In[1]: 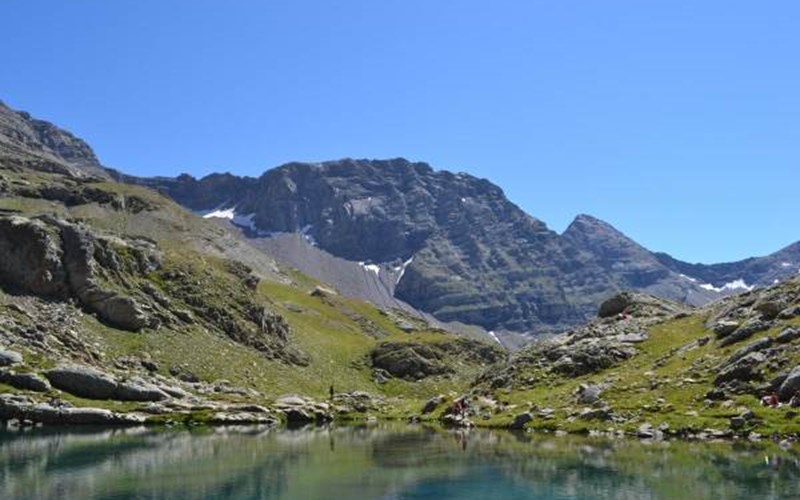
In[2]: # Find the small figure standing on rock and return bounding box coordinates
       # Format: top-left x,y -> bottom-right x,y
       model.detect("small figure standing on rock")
329,385 -> 335,400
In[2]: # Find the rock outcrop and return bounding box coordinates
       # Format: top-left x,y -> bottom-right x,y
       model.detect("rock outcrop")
475,292 -> 690,389
0,214 -> 153,331
45,365 -> 169,401
0,348 -> 24,367
371,339 -> 502,380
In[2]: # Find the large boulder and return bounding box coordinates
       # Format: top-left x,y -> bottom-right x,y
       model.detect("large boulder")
0,370 -> 51,392
726,337 -> 773,366
274,395 -> 332,425
0,394 -> 34,420
30,404 -> 115,425
711,320 -> 740,338
0,349 -> 23,367
576,383 -> 605,404
509,412 -> 533,429
719,319 -> 773,347
45,365 -> 168,401
778,366 -> 800,401
0,216 -> 68,297
370,342 -> 453,380
331,391 -> 378,413
578,407 -> 613,421
776,327 -> 800,344
422,395 -> 445,414
59,222 -> 148,331
45,365 -> 118,399
754,299 -> 786,321
598,293 -> 635,318
0,395 -> 122,425
114,379 -> 169,402
597,292 -> 687,320
715,352 -> 766,386
551,339 -> 637,376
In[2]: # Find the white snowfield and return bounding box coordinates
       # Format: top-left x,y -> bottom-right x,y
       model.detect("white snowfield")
200,206 -> 320,243
359,262 -> 381,276
201,207 -> 235,220
699,279 -> 754,293
201,207 -> 267,234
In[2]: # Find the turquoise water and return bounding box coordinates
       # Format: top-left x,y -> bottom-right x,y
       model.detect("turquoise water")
0,425 -> 797,499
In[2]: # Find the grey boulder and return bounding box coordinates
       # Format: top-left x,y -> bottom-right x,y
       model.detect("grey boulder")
719,320 -> 772,347
45,365 -> 118,399
45,365 -> 168,401
778,366 -> 800,401
0,370 -> 51,392
715,352 -> 766,385
509,412 -> 533,429
0,349 -> 23,367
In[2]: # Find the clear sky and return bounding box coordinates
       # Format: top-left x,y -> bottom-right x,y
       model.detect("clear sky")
1,1 -> 797,263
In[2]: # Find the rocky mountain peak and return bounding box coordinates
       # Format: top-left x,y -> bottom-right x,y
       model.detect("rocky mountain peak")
563,213 -> 635,243
0,102 -> 100,170
565,213 -> 617,231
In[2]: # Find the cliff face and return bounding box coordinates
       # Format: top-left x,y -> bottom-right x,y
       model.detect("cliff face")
146,159 -> 744,334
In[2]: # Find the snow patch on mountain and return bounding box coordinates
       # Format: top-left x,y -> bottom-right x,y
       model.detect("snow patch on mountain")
200,207 -> 269,234
359,262 -> 381,276
201,207 -> 235,220
699,279 -> 754,293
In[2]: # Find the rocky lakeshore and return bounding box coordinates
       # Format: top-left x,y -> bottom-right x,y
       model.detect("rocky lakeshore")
2,279 -> 800,449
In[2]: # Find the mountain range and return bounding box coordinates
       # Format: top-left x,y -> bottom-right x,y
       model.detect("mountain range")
4,99 -> 800,344
138,161 -> 799,343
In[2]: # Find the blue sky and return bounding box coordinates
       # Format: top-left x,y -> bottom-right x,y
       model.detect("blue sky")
1,1 -> 798,263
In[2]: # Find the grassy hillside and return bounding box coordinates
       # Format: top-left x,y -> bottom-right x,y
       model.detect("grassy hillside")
0,163 -> 501,423
459,286 -> 800,438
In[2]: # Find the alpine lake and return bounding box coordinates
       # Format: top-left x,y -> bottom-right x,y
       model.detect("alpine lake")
1,423 -> 798,499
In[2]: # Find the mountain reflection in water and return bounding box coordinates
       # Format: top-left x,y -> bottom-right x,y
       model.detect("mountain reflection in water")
0,425 -> 798,499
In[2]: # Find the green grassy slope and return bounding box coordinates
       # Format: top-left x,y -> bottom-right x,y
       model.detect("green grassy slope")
0,164 -> 500,418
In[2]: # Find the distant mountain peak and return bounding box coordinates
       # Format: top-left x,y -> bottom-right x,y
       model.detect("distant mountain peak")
565,213 -> 622,233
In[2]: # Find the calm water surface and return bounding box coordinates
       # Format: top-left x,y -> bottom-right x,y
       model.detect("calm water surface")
0,424 -> 798,499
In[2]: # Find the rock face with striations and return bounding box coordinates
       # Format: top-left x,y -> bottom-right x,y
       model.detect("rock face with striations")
147,159 -> 729,335
0,214 -> 155,331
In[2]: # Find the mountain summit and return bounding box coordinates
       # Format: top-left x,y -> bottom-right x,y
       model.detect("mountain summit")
144,158 -> 798,337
